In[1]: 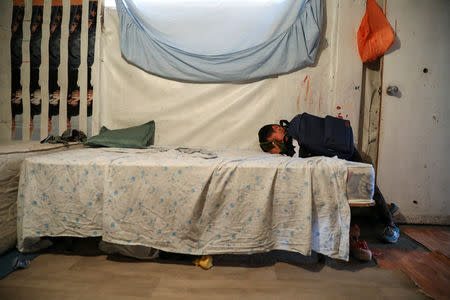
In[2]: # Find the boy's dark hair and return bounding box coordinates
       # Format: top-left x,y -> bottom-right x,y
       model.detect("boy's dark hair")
258,124 -> 277,152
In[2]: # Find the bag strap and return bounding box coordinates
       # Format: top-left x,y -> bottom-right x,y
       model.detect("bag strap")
279,119 -> 290,128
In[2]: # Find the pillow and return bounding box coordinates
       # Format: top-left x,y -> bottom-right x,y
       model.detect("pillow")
85,120 -> 155,148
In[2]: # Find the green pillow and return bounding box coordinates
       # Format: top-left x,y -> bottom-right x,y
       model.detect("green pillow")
85,120 -> 155,148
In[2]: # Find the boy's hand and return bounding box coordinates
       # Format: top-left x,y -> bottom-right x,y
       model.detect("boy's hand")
268,142 -> 281,154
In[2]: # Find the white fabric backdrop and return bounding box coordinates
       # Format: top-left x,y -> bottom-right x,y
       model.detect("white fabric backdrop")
96,3 -> 362,151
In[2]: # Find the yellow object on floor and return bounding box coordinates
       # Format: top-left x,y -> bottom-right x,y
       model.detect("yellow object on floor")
193,255 -> 213,270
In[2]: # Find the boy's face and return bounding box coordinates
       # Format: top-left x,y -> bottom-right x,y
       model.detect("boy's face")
267,125 -> 285,154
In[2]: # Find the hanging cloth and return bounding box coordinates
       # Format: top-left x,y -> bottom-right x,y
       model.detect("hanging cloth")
115,0 -> 323,82
357,0 -> 395,62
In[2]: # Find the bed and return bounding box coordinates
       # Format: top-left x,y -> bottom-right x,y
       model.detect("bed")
0,142 -> 81,255
17,146 -> 375,261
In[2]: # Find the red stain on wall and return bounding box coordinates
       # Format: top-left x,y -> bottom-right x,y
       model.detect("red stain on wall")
297,75 -> 310,112
297,75 -> 323,110
305,77 -> 310,103
336,106 -> 345,119
336,106 -> 350,119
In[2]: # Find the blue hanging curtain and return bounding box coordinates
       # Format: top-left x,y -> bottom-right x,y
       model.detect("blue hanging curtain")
116,0 -> 323,83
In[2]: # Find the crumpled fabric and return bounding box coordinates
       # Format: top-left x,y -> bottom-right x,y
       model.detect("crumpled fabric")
43,129 -> 87,145
115,0 -> 323,82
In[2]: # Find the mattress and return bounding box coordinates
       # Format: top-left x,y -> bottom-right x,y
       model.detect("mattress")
0,141 -> 82,255
17,146 -> 375,260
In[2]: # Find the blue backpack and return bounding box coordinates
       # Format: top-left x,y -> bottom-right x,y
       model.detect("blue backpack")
284,113 -> 355,159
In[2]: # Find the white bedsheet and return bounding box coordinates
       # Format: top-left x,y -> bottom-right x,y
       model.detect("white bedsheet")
17,147 -> 375,260
0,142 -> 81,255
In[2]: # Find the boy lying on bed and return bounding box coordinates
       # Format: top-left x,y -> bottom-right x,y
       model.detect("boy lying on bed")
258,113 -> 400,259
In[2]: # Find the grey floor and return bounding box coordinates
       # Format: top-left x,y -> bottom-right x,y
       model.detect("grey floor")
1,210 -> 443,300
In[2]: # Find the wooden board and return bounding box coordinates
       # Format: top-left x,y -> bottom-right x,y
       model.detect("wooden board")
349,202 -> 375,208
374,248 -> 450,300
402,227 -> 450,258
